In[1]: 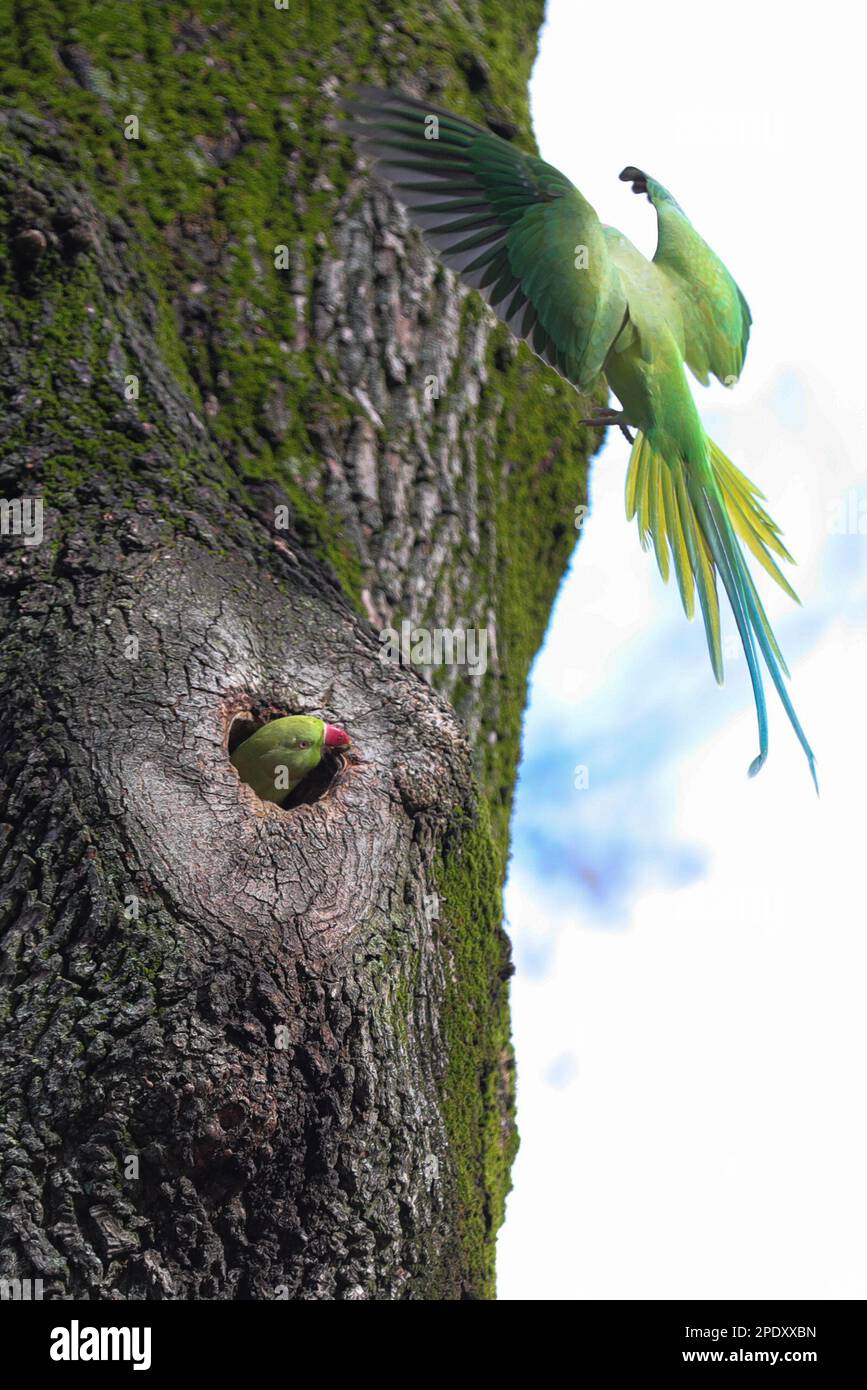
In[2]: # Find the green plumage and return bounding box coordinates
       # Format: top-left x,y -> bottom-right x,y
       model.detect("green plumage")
343,87 -> 816,788
231,716 -> 327,805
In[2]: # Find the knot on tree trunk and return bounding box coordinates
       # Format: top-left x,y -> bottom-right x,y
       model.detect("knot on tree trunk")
76,537 -> 471,962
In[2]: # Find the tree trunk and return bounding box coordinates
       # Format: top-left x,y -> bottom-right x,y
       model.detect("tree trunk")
0,1 -> 599,1299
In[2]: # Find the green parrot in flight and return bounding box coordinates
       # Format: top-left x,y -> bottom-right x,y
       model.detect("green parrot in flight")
231,716 -> 350,805
342,87 -> 816,788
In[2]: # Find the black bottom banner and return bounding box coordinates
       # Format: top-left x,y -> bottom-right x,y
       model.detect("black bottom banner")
5,1296 -> 863,1373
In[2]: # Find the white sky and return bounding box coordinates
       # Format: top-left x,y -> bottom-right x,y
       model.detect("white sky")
497,0 -> 867,1299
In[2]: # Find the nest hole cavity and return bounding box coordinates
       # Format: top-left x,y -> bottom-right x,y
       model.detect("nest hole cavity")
227,713 -> 347,809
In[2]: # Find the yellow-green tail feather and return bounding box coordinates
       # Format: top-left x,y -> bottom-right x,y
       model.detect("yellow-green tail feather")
624,430 -> 816,787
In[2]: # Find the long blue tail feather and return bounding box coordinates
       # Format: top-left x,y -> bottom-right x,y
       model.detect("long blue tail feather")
625,428 -> 816,789
699,485 -> 818,793
694,487 -> 770,777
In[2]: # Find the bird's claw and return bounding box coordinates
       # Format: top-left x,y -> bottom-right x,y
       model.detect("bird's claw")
619,166 -> 649,197
580,409 -> 635,444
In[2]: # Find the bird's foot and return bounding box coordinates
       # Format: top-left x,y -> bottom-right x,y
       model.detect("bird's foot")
619,166 -> 649,197
580,408 -> 636,444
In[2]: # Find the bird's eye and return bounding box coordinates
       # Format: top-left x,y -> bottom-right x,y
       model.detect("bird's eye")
297,740 -> 310,749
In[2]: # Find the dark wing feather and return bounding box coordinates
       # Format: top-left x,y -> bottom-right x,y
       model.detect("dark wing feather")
342,86 -> 627,390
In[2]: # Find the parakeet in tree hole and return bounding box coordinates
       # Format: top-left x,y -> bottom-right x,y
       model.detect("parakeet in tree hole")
231,716 -> 351,805
342,87 -> 817,789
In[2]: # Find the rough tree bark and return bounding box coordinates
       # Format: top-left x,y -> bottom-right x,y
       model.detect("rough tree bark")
0,2 -> 600,1299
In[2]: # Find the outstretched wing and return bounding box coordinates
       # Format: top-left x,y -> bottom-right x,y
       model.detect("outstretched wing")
656,205 -> 752,387
621,169 -> 752,387
343,87 -> 628,391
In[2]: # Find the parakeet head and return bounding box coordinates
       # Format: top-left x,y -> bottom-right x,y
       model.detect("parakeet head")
230,714 -> 351,805
268,714 -> 349,774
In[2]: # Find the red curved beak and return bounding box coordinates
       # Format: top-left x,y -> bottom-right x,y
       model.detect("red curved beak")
323,723 -> 351,748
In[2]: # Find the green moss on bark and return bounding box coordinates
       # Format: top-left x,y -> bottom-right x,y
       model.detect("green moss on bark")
437,802 -> 516,1299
